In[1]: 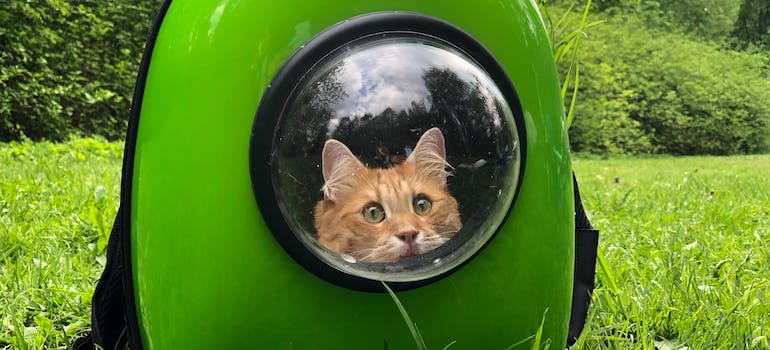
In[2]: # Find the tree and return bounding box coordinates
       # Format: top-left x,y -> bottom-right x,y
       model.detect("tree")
732,0 -> 770,50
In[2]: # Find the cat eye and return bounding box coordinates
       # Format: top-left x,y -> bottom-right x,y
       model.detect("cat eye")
362,203 -> 386,223
413,195 -> 433,216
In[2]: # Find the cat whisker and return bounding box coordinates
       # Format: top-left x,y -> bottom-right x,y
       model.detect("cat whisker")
433,230 -> 460,237
367,243 -> 407,263
345,245 -> 393,262
420,234 -> 451,251
348,247 -> 375,259
422,234 -> 452,242
347,247 -> 375,255
355,245 -> 393,262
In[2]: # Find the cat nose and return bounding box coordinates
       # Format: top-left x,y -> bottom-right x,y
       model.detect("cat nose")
395,230 -> 419,244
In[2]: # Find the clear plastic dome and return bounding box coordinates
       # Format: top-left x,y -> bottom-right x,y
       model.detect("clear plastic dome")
271,34 -> 522,282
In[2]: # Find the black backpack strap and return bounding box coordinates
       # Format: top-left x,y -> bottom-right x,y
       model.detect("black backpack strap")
567,173 -> 599,345
73,205 -> 130,350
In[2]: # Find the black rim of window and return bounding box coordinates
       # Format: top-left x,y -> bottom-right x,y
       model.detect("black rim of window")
249,11 -> 527,292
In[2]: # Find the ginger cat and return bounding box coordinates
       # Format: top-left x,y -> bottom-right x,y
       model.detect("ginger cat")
314,128 -> 462,263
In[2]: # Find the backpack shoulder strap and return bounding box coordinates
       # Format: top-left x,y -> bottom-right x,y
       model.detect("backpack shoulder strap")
73,205 -> 130,350
567,173 -> 599,345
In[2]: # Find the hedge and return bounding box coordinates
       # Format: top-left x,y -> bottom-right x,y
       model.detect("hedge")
0,0 -> 159,141
566,16 -> 770,155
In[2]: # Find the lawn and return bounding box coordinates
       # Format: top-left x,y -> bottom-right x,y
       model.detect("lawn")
1,139 -> 768,349
572,154 -> 770,349
0,139 -> 122,349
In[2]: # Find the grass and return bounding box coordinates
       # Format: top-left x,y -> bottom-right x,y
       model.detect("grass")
1,138 -> 769,349
571,155 -> 770,349
0,138 -> 122,349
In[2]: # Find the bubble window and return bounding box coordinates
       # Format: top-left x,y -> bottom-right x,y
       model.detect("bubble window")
250,12 -> 526,291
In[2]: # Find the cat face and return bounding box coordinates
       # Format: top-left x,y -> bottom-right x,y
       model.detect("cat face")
314,128 -> 462,263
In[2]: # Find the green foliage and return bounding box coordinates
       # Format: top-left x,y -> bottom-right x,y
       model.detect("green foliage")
565,15 -> 770,155
0,137 -> 122,348
571,155 -> 770,349
0,0 -> 160,142
586,0 -> 742,44
569,90 -> 653,155
658,0 -> 740,41
587,0 -> 770,54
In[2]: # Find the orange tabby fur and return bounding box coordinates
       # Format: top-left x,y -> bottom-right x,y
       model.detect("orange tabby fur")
314,128 -> 462,263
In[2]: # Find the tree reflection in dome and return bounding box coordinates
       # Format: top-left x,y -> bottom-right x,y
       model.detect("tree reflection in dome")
274,35 -> 520,278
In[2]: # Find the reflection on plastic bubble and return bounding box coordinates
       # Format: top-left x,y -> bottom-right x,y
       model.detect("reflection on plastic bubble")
273,34 -> 522,282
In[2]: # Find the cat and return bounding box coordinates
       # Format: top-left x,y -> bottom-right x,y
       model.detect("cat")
314,127 -> 462,263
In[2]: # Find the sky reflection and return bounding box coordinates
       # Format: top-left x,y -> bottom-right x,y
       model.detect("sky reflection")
315,41 -> 492,134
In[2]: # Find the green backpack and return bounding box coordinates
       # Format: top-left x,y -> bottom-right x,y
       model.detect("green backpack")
75,1 -> 599,349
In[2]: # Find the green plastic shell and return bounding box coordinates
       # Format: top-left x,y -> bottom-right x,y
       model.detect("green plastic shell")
130,0 -> 573,348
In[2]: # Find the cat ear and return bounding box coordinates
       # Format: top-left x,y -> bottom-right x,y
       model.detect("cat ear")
321,139 -> 365,200
407,127 -> 449,184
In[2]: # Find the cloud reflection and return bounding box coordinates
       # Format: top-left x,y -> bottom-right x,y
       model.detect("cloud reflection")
321,41 -> 484,134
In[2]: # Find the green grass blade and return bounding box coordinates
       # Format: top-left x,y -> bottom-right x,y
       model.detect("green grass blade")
702,281 -> 769,348
553,0 -> 595,127
382,281 -> 428,350
503,335 -> 536,350
555,2 -> 577,29
560,60 -> 574,102
565,59 -> 579,127
441,340 -> 457,350
555,38 -> 576,63
579,0 -> 593,29
596,247 -> 618,292
530,309 -> 548,350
